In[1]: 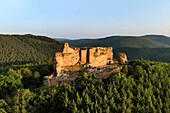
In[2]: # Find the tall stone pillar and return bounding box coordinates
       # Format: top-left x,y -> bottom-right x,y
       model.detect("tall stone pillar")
89,48 -> 94,63
80,49 -> 87,64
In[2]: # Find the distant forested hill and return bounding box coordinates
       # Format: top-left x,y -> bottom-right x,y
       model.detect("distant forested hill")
61,35 -> 170,48
59,35 -> 170,62
0,34 -> 64,65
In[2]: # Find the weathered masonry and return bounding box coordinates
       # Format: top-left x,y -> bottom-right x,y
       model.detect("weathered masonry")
56,43 -> 113,74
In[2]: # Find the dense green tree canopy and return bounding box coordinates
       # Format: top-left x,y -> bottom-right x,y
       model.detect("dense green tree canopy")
0,34 -> 64,66
0,60 -> 170,113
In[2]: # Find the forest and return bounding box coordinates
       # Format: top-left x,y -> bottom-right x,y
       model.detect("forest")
0,59 -> 169,113
0,34 -> 63,66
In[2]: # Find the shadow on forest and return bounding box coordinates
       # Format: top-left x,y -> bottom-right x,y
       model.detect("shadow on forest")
0,61 -> 35,66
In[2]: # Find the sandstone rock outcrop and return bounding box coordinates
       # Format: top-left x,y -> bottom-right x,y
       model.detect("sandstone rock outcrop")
117,52 -> 128,64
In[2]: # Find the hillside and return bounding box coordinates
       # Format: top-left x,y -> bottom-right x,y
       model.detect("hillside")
58,35 -> 170,62
60,35 -> 170,48
54,38 -> 70,42
0,34 -> 64,65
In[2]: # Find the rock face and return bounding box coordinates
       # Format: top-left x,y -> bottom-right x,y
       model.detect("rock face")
117,53 -> 128,64
56,43 -> 114,75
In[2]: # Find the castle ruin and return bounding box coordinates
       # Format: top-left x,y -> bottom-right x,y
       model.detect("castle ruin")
55,43 -> 113,75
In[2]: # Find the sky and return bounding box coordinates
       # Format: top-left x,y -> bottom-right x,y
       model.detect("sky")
0,0 -> 170,39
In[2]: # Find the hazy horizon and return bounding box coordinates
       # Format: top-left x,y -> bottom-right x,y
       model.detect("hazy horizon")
1,33 -> 170,40
0,0 -> 170,39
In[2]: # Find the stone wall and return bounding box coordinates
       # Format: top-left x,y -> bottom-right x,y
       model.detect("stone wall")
89,47 -> 113,67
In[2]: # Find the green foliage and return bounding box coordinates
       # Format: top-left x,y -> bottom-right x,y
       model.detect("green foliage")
0,34 -> 63,66
21,68 -> 41,89
0,60 -> 170,113
9,89 -> 35,113
0,68 -> 23,98
0,99 -> 8,113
